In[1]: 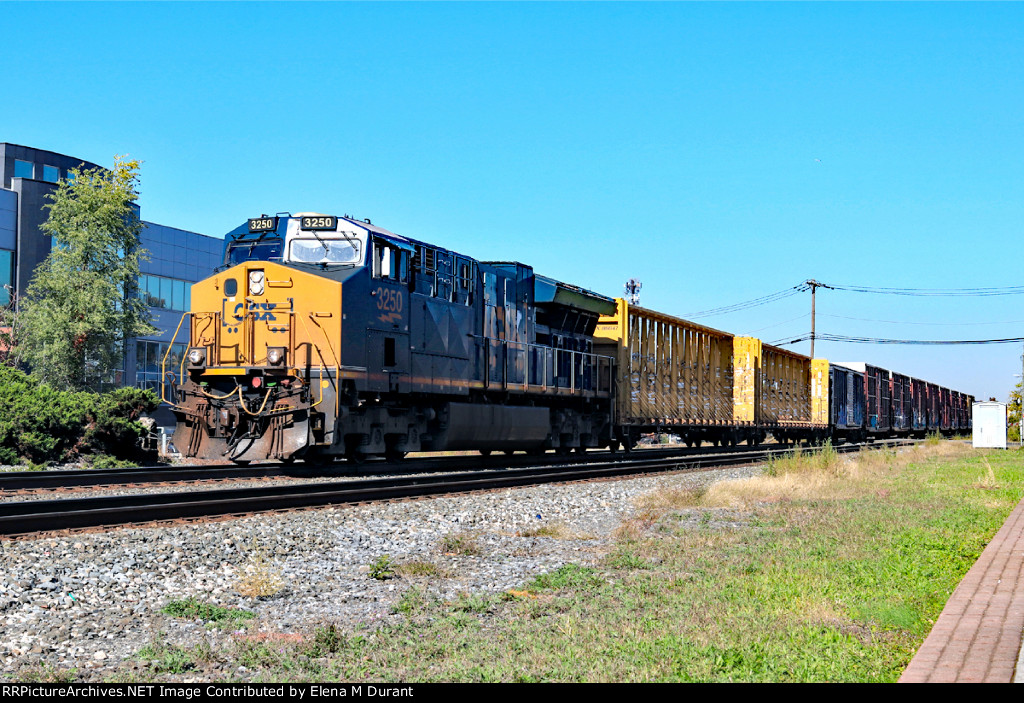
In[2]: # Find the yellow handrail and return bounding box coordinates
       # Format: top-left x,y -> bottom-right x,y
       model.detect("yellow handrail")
161,312 -> 191,406
297,313 -> 341,416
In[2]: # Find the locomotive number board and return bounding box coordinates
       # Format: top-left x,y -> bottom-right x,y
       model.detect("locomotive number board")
300,215 -> 338,231
248,217 -> 278,233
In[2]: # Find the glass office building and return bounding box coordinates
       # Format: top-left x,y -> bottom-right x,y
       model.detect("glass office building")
1,143 -> 222,421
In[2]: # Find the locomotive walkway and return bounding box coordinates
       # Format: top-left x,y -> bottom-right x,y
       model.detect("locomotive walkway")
900,493 -> 1024,683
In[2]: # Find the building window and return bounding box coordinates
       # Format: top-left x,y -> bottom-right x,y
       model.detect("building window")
136,340 -> 185,395
0,250 -> 12,307
138,274 -> 191,311
42,165 -> 59,183
14,160 -> 33,179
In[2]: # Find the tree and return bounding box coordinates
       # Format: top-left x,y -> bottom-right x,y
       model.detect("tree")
17,156 -> 156,391
0,291 -> 25,369
1010,380 -> 1022,443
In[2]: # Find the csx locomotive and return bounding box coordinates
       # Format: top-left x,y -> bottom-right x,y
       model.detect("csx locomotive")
170,213 -> 617,462
168,212 -> 973,463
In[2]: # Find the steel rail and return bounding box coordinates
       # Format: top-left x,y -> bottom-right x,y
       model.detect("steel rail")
0,465 -> 289,492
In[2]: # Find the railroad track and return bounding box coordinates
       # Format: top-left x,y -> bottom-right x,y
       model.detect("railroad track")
0,440 -> 912,538
0,442 -> 817,492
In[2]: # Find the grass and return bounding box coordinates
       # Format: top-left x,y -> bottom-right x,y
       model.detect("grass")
396,560 -> 450,578
109,441 -> 1024,683
160,597 -> 256,628
517,521 -> 588,539
137,636 -> 215,674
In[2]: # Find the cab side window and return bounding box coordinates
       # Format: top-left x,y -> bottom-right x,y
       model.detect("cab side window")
372,241 -> 408,283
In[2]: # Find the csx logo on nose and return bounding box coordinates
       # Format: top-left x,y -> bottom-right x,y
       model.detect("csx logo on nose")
234,302 -> 278,321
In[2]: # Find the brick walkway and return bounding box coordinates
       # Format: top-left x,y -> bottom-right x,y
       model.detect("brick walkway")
900,496 -> 1024,683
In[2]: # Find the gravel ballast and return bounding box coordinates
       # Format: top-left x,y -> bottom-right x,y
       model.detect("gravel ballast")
0,463 -> 761,679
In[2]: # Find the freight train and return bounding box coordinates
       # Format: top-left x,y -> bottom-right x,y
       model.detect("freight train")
167,212 -> 973,463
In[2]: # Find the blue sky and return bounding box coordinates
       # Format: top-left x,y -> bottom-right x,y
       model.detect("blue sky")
6,3 -> 1023,401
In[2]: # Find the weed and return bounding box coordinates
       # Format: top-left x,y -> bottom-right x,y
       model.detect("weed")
604,549 -> 652,570
14,664 -> 76,682
924,431 -> 943,446
974,456 -> 1000,490
396,560 -> 449,578
392,586 -> 433,615
764,442 -> 841,478
161,597 -> 255,628
439,531 -> 482,556
518,521 -> 574,538
233,639 -> 291,670
137,638 -> 197,674
633,487 -> 704,512
453,592 -> 493,614
304,623 -> 348,657
369,554 -> 396,581
235,541 -> 285,598
527,564 -> 604,592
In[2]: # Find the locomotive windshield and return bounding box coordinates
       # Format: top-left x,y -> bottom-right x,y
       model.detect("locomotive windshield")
225,239 -> 284,266
288,237 -> 361,264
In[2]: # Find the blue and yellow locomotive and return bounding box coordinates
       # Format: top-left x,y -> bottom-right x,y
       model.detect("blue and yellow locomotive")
169,213 -> 616,463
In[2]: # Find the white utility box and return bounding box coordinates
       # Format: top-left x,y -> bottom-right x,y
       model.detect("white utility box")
972,401 -> 1007,449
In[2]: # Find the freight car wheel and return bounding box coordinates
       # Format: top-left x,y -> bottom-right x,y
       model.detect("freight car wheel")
609,440 -> 620,454
479,449 -> 492,457
385,449 -> 407,462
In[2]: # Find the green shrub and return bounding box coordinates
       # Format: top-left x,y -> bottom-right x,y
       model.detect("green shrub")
0,366 -> 157,465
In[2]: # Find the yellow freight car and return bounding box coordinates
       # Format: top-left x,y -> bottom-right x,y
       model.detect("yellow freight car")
595,298 -> 829,449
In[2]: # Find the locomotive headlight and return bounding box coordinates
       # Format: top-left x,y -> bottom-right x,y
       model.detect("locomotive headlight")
267,346 -> 286,366
187,347 -> 206,367
248,269 -> 265,296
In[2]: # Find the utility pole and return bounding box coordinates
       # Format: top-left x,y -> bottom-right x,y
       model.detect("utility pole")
805,279 -> 829,358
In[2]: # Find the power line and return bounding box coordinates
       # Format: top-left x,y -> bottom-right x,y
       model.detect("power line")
825,283 -> 1024,297
772,333 -> 1024,346
820,313 -> 1024,326
744,312 -> 810,335
682,283 -> 808,318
